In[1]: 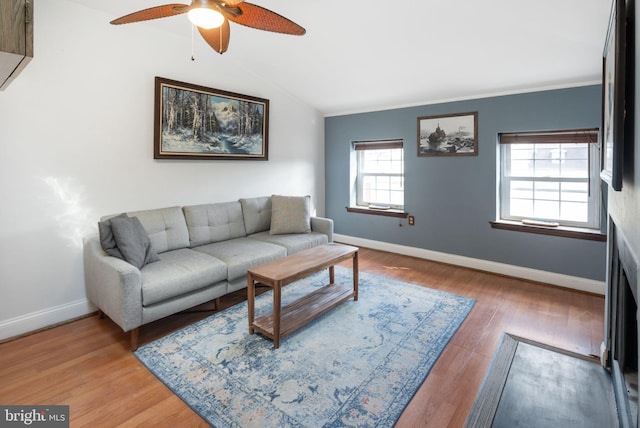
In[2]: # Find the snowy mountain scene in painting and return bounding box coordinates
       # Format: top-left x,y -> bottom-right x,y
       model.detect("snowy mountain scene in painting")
159,85 -> 266,157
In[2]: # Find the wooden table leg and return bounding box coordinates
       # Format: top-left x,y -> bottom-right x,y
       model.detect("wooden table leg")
273,281 -> 281,349
353,251 -> 359,301
329,265 -> 335,284
247,273 -> 255,335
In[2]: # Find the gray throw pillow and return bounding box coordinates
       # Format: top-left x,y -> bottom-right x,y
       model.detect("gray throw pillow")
110,216 -> 159,269
270,195 -> 311,235
98,213 -> 128,260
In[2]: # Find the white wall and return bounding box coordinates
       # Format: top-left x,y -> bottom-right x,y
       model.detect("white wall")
0,0 -> 324,340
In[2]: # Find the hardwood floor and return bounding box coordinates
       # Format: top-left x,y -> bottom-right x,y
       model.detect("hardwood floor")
0,247 -> 604,427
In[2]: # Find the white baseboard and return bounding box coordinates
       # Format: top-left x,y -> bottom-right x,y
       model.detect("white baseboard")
335,234 -> 605,295
0,299 -> 96,342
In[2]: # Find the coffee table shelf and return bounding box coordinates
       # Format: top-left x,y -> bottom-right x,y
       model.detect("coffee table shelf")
252,283 -> 354,339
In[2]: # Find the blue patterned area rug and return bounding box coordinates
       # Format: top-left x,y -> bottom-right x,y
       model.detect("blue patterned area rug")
134,267 -> 475,427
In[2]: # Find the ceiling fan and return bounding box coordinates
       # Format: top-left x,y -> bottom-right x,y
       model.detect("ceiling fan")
110,0 -> 306,54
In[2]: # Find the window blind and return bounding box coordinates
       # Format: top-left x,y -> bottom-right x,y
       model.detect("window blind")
353,139 -> 403,150
499,129 -> 599,145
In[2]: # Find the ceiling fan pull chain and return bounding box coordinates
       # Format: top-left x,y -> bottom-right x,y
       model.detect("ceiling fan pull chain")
219,24 -> 223,54
191,24 -> 196,61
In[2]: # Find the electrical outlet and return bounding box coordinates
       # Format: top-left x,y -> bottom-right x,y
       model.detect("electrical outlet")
408,216 -> 415,225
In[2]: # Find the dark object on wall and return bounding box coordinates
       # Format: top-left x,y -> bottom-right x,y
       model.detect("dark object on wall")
417,112 -> 478,157
601,0 -> 627,191
0,0 -> 33,90
154,77 -> 269,160
109,0 -> 305,54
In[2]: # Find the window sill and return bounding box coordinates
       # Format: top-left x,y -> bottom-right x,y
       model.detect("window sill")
490,220 -> 606,242
346,206 -> 408,218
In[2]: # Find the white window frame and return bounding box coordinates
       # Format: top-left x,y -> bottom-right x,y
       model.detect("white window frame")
352,139 -> 404,210
499,129 -> 600,229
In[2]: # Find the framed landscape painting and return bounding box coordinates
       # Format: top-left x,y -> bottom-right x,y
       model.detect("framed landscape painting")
154,77 -> 269,160
417,112 -> 478,156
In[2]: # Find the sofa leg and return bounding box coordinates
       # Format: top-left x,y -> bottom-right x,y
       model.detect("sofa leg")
215,297 -> 221,311
130,328 -> 139,351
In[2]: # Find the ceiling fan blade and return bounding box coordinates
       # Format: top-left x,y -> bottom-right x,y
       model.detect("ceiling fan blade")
110,4 -> 188,25
198,19 -> 231,54
229,3 -> 305,35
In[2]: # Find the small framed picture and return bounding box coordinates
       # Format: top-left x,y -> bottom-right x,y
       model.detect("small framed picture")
417,112 -> 478,157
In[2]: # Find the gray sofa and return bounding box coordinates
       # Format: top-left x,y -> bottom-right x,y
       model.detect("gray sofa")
83,195 -> 333,350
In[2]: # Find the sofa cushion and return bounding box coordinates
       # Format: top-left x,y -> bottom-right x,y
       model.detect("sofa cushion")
270,195 -> 311,235
248,231 -> 329,255
98,213 -> 128,259
106,206 -> 190,254
141,248 -> 228,306
183,202 -> 247,247
110,216 -> 160,269
194,237 -> 286,281
239,196 -> 272,234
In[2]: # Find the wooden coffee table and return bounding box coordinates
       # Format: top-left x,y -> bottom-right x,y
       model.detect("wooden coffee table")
247,243 -> 359,349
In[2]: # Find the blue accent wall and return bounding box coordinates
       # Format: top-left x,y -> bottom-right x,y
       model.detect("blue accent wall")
325,85 -> 606,281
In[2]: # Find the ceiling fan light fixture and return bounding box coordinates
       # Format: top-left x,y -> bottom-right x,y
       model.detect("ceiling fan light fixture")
188,7 -> 224,29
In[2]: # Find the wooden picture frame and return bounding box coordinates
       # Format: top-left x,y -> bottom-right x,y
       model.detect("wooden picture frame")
601,0 -> 625,190
417,112 -> 478,157
154,77 -> 269,160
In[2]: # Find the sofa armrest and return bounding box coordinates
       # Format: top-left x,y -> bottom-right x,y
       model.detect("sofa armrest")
311,217 -> 334,243
83,235 -> 143,332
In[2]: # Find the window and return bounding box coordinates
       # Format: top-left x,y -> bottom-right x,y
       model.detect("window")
499,129 -> 600,229
352,139 -> 404,210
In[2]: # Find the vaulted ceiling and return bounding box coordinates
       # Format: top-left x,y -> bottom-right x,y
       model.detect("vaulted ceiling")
73,0 -> 612,116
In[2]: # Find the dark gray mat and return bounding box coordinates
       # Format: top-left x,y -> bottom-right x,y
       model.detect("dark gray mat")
465,334 -> 618,428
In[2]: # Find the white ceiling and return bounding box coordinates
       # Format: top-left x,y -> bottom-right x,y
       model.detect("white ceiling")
72,0 -> 613,116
